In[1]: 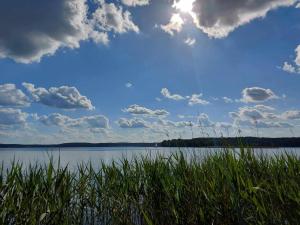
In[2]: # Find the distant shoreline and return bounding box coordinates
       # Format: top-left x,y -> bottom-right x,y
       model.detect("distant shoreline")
1,137 -> 300,148
161,137 -> 300,148
0,142 -> 159,148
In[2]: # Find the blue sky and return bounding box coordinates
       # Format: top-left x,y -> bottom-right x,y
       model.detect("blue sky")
0,0 -> 300,144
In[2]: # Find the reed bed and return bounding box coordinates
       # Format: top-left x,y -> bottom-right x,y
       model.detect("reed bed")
0,149 -> 300,225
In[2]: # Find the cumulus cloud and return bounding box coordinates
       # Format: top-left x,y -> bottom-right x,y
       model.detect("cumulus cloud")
0,108 -> 28,126
236,107 -> 266,121
161,88 -> 185,101
282,62 -> 297,73
92,2 -> 139,34
0,84 -> 30,107
197,113 -> 214,127
123,104 -> 169,116
188,94 -> 210,106
117,118 -> 149,128
151,116 -> 226,138
0,0 -> 93,63
295,45 -> 300,66
254,121 -> 293,128
281,110 -> 300,120
282,45 -> 300,74
215,122 -> 232,129
231,106 -> 281,123
237,119 -> 293,128
117,117 -> 192,137
192,0 -> 297,38
0,0 -> 138,63
229,105 -> 296,129
241,87 -> 278,103
22,83 -> 94,110
161,14 -> 184,35
157,119 -> 193,128
121,0 -> 150,7
37,113 -> 109,129
160,89 -> 210,106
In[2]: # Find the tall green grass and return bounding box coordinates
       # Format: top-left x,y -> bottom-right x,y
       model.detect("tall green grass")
1,149 -> 300,225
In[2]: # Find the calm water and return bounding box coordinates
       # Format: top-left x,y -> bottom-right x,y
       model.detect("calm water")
0,147 -> 299,170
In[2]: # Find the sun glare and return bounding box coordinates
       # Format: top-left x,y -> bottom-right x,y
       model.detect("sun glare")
173,0 -> 195,14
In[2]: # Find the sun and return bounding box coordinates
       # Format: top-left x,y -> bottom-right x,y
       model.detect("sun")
173,0 -> 195,14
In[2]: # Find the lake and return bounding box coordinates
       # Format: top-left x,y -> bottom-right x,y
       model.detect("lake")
1,147 -> 300,170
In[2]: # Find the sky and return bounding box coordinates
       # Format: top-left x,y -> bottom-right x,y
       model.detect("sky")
0,0 -> 300,144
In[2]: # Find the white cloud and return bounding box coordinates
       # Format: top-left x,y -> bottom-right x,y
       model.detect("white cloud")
295,45 -> 300,66
161,88 -> 185,101
231,106 -> 281,124
38,113 -> 109,129
184,37 -> 196,46
229,106 -> 297,129
0,108 -> 28,126
0,0 -> 139,63
236,107 -> 266,121
254,104 -> 275,111
117,118 -> 149,128
92,2 -> 139,34
282,45 -> 300,74
157,119 -> 193,128
241,87 -> 278,103
222,97 -> 234,103
177,114 -> 195,119
89,31 -> 109,45
215,122 -> 232,129
160,89 -> 210,106
161,13 -> 184,36
173,0 -> 196,13
123,104 -> 169,116
125,82 -> 133,88
177,115 -> 185,119
255,121 -> 293,128
188,94 -> 210,106
118,117 -> 194,133
281,110 -> 300,120
0,84 -> 30,107
121,0 -> 150,7
163,0 -> 297,39
22,83 -> 94,110
193,0 -> 297,38
282,62 -> 297,73
197,113 -> 214,127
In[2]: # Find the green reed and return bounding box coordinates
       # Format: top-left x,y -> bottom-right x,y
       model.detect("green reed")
1,148 -> 300,225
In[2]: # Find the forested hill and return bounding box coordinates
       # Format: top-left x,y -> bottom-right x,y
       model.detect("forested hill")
161,137 -> 300,148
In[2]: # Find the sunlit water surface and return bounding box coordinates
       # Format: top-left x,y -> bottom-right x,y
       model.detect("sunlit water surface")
0,147 -> 299,170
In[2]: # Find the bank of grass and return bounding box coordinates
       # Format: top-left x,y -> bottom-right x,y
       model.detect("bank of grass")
0,148 -> 300,225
